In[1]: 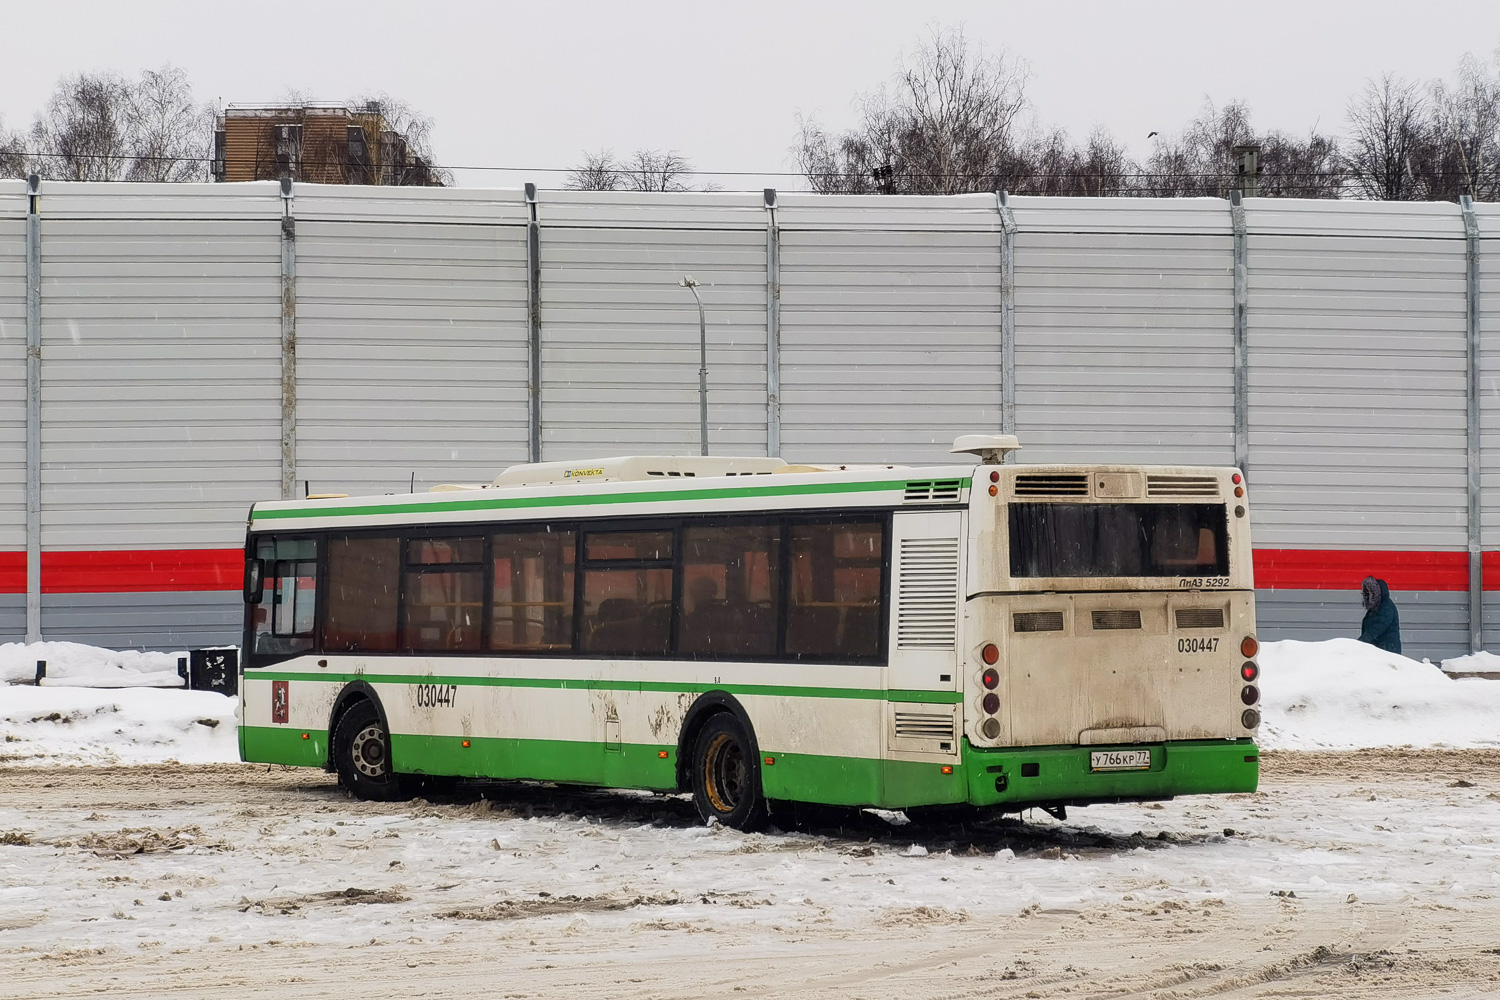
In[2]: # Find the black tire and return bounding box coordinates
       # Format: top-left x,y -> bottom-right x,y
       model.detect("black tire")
690,713 -> 768,831
332,700 -> 409,802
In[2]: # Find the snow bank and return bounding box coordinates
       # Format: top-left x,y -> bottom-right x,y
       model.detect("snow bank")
0,641 -> 185,687
0,685 -> 238,765
1259,638 -> 1500,750
1439,650 -> 1500,677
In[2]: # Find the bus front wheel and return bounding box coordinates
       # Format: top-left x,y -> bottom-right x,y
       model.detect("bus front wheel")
332,701 -> 409,802
690,713 -> 768,832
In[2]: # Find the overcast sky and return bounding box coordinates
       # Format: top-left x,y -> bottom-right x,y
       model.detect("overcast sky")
5,0 -> 1500,190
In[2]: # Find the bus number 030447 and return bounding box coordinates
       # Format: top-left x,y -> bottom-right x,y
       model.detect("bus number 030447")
414,684 -> 458,709
1177,637 -> 1219,653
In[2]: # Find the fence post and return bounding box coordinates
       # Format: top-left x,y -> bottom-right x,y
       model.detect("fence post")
1230,191 -> 1250,478
764,188 -> 781,458
25,175 -> 41,643
279,178 -> 298,500
996,190 -> 1017,457
1460,195 -> 1483,654
525,183 -> 542,464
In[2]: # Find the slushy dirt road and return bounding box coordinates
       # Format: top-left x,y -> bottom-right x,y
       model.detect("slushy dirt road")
2,749 -> 1498,999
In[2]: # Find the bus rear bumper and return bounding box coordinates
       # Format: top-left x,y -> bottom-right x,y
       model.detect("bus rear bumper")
962,738 -> 1260,810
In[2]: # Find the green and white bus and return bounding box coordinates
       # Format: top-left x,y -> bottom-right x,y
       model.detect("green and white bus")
239,434 -> 1260,829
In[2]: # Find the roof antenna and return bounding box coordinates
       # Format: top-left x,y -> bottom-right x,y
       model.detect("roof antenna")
410,472 -> 415,493
303,479 -> 309,498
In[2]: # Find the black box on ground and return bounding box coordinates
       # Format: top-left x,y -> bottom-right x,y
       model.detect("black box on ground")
189,648 -> 239,697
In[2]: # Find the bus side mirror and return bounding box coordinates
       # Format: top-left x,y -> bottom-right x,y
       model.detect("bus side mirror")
244,558 -> 265,604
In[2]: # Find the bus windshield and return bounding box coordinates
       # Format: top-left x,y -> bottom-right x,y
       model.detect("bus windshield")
1009,502 -> 1229,578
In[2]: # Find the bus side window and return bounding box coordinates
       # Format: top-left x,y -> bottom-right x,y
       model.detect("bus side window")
324,535 -> 400,652
491,528 -> 576,652
253,536 -> 317,657
402,537 -> 485,652
785,520 -> 884,661
679,523 -> 780,658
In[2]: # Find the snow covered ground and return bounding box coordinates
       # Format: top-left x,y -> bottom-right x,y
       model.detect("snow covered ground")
3,637 -> 1499,766
0,752 -> 1496,998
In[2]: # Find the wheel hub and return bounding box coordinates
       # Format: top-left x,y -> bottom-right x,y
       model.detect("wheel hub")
351,724 -> 389,779
703,732 -> 745,813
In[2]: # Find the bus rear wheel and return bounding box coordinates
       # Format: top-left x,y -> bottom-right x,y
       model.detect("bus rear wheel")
333,701 -> 409,802
691,714 -> 768,831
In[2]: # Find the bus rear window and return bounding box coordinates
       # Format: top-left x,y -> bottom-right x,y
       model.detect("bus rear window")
1009,503 -> 1228,578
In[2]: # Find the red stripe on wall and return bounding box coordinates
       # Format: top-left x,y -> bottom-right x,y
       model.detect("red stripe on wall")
1252,549 -> 1470,592
0,551 -> 23,594
0,547 -> 1492,596
39,549 -> 244,594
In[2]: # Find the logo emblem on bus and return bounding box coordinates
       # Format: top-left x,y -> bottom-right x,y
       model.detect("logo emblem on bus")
272,680 -> 289,724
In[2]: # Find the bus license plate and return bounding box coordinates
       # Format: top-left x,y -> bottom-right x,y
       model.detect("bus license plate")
1091,750 -> 1151,771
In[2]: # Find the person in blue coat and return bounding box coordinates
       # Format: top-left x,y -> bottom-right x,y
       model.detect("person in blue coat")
1358,576 -> 1401,654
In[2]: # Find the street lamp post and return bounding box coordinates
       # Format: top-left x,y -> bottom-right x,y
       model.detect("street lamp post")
679,275 -> 708,456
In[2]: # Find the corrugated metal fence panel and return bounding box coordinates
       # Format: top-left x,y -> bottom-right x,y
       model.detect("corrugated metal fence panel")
1245,200 -> 1468,550
538,191 -> 768,459
0,180 -> 27,554
1475,204 -> 1500,542
295,187 -> 529,496
38,184 -> 284,550
1010,197 -> 1235,466
777,193 -> 1002,464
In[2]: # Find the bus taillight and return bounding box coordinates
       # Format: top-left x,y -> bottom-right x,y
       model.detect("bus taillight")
981,643 -> 999,665
1240,685 -> 1259,706
1241,662 -> 1258,682
982,693 -> 1000,714
1241,709 -> 1260,729
981,667 -> 999,689
1240,636 -> 1258,658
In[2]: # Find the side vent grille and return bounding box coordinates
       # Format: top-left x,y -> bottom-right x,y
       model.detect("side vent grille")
1014,473 -> 1088,497
1091,609 -> 1143,630
1175,607 -> 1226,629
895,537 -> 960,648
1013,610 -> 1065,633
1147,475 -> 1220,497
904,479 -> 963,503
893,712 -> 956,741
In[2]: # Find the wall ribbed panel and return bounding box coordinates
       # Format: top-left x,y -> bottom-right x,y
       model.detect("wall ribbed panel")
1244,200 -> 1468,550
0,180 -> 26,553
1010,197 -> 1235,466
538,191 -> 768,459
38,184 -> 283,550
295,187 -> 530,496
777,194 -> 1001,464
1475,204 -> 1500,541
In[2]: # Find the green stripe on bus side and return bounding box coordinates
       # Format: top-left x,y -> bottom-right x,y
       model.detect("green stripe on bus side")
245,669 -> 963,705
249,477 -> 969,523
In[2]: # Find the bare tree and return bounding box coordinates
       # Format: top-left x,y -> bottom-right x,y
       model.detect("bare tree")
1006,125 -> 1134,196
0,115 -> 25,178
564,148 -> 706,191
29,71 -> 135,180
1422,54 -> 1500,201
1345,74 -> 1429,200
795,26 -> 1029,194
28,66 -> 211,182
564,149 -> 623,191
348,91 -> 451,186
126,66 -> 211,181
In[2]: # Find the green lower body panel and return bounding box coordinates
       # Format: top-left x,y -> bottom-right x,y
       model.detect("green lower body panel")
240,724 -> 1257,812
964,739 -> 1260,810
241,725 -> 330,768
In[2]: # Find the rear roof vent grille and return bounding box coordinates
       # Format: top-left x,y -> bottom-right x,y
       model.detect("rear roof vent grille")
1175,607 -> 1226,629
893,712 -> 956,741
1147,475 -> 1220,497
1091,609 -> 1143,630
1014,473 -> 1088,497
904,479 -> 963,503
1013,610 -> 1065,633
